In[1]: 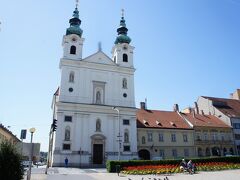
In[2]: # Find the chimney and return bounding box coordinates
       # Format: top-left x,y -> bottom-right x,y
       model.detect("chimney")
140,102 -> 146,110
231,89 -> 240,100
194,102 -> 199,114
173,104 -> 179,112
192,109 -> 196,118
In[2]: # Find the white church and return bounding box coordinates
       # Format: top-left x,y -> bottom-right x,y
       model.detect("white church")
52,5 -> 138,167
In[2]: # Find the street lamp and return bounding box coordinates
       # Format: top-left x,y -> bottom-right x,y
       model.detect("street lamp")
112,107 -> 121,161
27,127 -> 36,180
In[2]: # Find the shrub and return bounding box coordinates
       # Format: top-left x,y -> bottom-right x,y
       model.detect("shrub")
0,141 -> 24,180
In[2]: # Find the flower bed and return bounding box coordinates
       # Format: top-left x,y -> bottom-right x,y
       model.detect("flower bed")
121,162 -> 240,175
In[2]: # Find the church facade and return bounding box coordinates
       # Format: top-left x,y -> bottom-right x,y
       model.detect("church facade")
52,6 -> 138,167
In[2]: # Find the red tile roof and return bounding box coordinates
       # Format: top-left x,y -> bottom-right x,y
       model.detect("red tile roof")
181,113 -> 231,128
137,109 -> 192,129
202,96 -> 240,118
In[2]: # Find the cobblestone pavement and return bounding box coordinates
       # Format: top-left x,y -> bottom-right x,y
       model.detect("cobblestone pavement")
24,167 -> 240,180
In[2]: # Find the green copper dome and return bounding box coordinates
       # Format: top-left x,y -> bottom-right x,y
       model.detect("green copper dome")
114,16 -> 131,44
66,7 -> 83,37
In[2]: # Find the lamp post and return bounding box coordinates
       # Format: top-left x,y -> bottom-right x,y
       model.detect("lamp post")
27,127 -> 36,180
112,107 -> 121,161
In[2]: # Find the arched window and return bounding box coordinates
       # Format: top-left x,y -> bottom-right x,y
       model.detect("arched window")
69,72 -> 74,83
70,45 -> 76,54
124,130 -> 129,143
123,53 -> 128,62
96,91 -> 101,104
142,136 -> 146,144
65,126 -> 70,141
96,119 -> 101,132
122,78 -> 127,89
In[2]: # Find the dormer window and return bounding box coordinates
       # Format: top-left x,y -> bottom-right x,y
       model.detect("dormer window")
170,121 -> 176,127
123,53 -> 128,62
143,119 -> 149,126
156,120 -> 162,126
70,45 -> 76,54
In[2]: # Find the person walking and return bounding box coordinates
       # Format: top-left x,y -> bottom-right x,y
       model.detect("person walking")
65,157 -> 69,168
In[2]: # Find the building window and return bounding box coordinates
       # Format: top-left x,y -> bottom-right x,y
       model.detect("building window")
96,119 -> 101,132
64,126 -> 70,141
70,45 -> 76,54
221,133 -> 225,141
122,78 -> 127,89
124,130 -> 129,143
63,144 -> 71,150
171,134 -> 176,142
233,123 -> 240,129
64,116 -> 72,122
196,133 -> 201,141
159,150 -> 165,158
172,149 -> 177,157
142,136 -> 146,144
114,56 -> 116,63
123,119 -> 130,125
184,149 -> 189,157
123,53 -> 128,62
69,72 -> 74,83
204,132 -> 208,140
148,132 -> 153,142
183,134 -> 188,142
159,133 -> 164,142
123,145 -> 130,151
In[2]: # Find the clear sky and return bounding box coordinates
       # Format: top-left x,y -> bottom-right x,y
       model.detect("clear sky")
0,0 -> 240,151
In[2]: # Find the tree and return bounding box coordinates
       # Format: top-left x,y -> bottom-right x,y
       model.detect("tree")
0,141 -> 24,180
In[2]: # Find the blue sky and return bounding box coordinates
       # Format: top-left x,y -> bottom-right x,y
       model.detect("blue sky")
0,0 -> 240,151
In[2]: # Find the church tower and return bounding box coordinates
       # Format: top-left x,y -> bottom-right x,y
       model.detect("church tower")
112,10 -> 134,68
52,4 -> 137,167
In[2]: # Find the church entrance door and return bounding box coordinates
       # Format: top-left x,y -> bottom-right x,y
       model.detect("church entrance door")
93,144 -> 103,164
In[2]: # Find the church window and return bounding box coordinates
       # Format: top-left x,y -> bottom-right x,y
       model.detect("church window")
70,45 -> 76,54
69,72 -> 74,82
123,93 -> 127,98
124,130 -> 129,143
123,53 -> 128,62
122,78 -> 127,89
123,145 -> 130,151
64,116 -> 72,122
63,144 -> 71,150
123,119 -> 130,125
64,126 -> 71,141
114,56 -> 116,63
68,87 -> 73,92
96,119 -> 101,132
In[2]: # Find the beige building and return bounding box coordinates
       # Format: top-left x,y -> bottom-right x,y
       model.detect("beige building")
137,104 -> 195,160
197,89 -> 240,155
0,124 -> 20,144
181,110 -> 235,157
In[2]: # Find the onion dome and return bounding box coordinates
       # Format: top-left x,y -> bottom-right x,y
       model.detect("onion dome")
66,7 -> 83,37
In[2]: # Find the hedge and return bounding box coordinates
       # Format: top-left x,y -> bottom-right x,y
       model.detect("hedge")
106,156 -> 240,172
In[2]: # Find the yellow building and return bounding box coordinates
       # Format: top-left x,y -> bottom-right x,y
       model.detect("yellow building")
181,112 -> 235,156
137,107 -> 195,160
0,124 -> 20,144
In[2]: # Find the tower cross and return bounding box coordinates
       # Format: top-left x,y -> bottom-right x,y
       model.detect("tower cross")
121,9 -> 124,17
76,0 -> 79,8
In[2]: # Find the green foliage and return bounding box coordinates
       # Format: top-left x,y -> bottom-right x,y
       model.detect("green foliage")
106,156 -> 240,172
0,141 -> 24,180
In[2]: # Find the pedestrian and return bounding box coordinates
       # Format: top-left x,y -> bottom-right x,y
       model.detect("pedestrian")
180,159 -> 187,172
65,157 -> 68,168
187,160 -> 195,174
